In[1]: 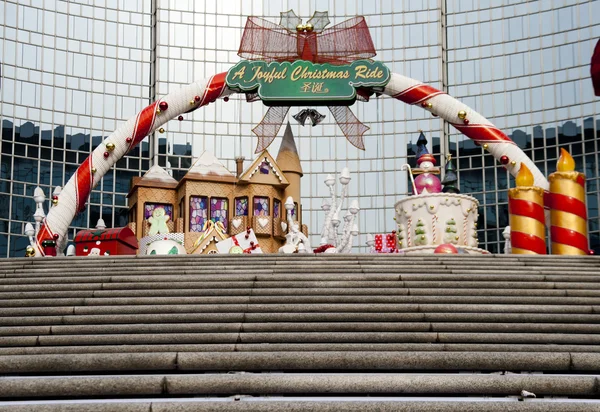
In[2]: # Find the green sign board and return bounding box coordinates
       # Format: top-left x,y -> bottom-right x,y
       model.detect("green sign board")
226,60 -> 391,106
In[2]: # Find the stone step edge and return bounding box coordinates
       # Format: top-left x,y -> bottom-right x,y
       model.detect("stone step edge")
0,373 -> 598,399
1,351 -> 599,374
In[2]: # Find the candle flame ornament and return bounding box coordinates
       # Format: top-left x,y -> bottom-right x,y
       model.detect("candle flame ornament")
508,164 -> 546,254
548,148 -> 588,255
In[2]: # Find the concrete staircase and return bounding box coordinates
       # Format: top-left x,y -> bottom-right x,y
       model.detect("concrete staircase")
2,254 -> 600,410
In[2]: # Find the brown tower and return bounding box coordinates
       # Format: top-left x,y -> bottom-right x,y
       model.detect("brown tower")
276,122 -> 303,206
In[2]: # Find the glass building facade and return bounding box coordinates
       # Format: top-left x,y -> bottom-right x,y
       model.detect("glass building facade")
1,0 -> 599,257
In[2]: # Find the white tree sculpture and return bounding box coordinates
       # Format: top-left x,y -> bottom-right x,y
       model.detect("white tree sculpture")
320,167 -> 360,253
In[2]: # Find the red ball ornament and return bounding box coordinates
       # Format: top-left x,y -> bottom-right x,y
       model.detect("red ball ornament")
500,155 -> 509,165
178,115 -> 184,121
434,243 -> 459,254
224,97 -> 229,102
589,250 -> 595,255
103,151 -> 110,158
126,137 -> 132,143
53,234 -> 59,240
52,195 -> 58,200
194,95 -> 201,102
158,101 -> 168,111
463,119 -> 470,125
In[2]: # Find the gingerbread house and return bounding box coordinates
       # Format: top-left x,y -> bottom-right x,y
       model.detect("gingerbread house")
127,123 -> 307,254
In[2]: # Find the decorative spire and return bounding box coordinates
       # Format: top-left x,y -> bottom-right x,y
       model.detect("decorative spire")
442,154 -> 460,194
415,131 -> 429,159
415,131 -> 436,166
276,122 -> 303,176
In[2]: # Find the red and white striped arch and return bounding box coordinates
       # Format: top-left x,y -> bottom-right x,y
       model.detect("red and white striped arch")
34,71 -> 548,255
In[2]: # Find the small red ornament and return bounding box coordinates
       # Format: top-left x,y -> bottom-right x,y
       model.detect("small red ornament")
224,97 -> 229,102
245,235 -> 249,240
194,95 -> 201,102
500,155 -> 509,165
126,137 -> 132,143
103,151 -> 109,158
590,250 -> 595,255
158,101 -> 168,111
53,233 -> 59,240
421,102 -> 428,108
463,119 -> 470,125
178,115 -> 184,121
52,195 -> 58,200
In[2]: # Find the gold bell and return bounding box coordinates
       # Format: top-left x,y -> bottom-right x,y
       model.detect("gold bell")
510,161 -> 517,166
91,167 -> 97,174
105,142 -> 116,151
305,23 -> 314,32
458,110 -> 467,119
25,246 -> 36,257
52,199 -> 58,206
159,128 -> 165,133
296,24 -> 306,32
482,144 -> 488,150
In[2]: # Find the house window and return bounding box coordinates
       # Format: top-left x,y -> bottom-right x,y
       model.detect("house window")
273,199 -> 281,218
259,160 -> 270,174
179,199 -> 185,223
128,206 -> 136,223
210,197 -> 228,230
189,196 -> 208,232
235,197 -> 248,216
144,203 -> 173,220
253,196 -> 269,216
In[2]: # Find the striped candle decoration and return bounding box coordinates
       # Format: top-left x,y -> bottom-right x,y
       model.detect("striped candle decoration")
548,149 -> 589,255
508,164 -> 546,254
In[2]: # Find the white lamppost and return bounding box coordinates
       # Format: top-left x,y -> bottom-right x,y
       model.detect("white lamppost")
96,218 -> 107,230
284,196 -> 295,227
24,223 -> 35,247
33,207 -> 45,236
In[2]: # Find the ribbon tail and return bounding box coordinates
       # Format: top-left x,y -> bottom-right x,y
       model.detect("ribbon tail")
328,106 -> 369,150
252,106 -> 290,153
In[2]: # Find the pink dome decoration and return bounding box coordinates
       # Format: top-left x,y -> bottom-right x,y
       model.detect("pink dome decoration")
434,243 -> 459,254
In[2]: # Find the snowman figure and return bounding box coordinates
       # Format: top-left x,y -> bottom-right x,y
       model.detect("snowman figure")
148,207 -> 170,235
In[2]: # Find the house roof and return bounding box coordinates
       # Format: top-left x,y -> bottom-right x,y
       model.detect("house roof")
128,164 -> 178,196
238,150 -> 289,186
189,221 -> 229,254
181,150 -> 236,184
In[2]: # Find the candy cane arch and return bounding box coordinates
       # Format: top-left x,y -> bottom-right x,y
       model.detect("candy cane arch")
34,71 -> 548,255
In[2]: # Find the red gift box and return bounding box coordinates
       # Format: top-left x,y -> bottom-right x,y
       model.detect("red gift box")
373,232 -> 398,253
374,234 -> 383,252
